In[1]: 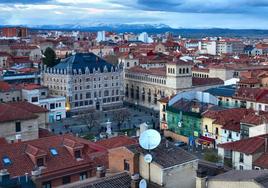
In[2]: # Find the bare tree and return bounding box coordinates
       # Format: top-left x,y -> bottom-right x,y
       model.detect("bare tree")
112,108 -> 131,130
78,109 -> 101,131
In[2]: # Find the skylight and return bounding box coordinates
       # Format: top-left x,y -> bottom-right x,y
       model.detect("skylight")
50,148 -> 58,156
2,157 -> 11,165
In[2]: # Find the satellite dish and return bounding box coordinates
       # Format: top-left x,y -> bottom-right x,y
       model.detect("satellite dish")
139,179 -> 147,188
144,154 -> 153,163
139,129 -> 161,150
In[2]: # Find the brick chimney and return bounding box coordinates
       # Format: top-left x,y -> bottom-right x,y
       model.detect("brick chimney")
96,166 -> 106,178
130,174 -> 140,188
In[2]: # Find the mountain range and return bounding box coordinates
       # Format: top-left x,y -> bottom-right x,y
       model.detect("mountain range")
2,23 -> 268,38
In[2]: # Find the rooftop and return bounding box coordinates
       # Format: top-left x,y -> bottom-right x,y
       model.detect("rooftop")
218,134 -> 268,154
0,134 -> 107,178
96,135 -> 137,149
210,170 -> 268,187
205,85 -> 236,97
53,53 -> 116,74
127,141 -> 198,169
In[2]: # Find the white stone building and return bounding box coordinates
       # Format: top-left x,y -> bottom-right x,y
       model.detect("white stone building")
42,53 -> 124,114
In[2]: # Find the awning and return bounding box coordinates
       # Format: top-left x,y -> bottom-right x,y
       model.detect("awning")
197,136 -> 215,145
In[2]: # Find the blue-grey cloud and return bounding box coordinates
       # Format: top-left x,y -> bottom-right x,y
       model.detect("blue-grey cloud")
0,0 -> 49,3
0,0 -> 268,29
115,0 -> 268,14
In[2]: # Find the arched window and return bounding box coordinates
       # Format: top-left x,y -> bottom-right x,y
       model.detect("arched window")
186,68 -> 189,74
179,68 -> 182,74
183,68 -> 185,74
104,90 -> 109,96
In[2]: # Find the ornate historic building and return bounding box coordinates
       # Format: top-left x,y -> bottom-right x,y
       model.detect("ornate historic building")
124,59 -> 224,110
41,53 -> 124,113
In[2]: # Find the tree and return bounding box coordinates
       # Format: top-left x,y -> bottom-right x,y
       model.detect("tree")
43,47 -> 57,67
78,109 -> 101,132
112,108 -> 131,130
204,151 -> 222,163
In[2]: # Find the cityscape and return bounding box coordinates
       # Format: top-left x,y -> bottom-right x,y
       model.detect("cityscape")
1,0 -> 268,188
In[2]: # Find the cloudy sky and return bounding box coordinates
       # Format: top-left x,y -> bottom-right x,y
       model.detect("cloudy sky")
1,0 -> 268,29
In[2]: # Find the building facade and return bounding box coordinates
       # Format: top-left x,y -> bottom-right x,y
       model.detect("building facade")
42,53 -> 124,113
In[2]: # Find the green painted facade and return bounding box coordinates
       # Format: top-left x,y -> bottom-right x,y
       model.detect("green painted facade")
167,106 -> 202,138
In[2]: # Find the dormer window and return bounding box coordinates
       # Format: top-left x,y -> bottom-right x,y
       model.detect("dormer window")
74,150 -> 81,159
50,148 -> 58,156
37,158 -> 44,167
2,156 -> 11,166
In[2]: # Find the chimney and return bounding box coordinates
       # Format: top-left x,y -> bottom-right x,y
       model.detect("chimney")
0,169 -> 10,184
165,140 -> 169,148
15,134 -> 21,143
196,168 -> 207,188
96,166 -> 106,178
131,174 -> 140,188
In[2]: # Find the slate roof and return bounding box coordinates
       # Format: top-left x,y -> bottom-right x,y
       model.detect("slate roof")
210,170 -> 268,187
53,53 -> 115,73
127,141 -> 198,169
205,85 -> 236,97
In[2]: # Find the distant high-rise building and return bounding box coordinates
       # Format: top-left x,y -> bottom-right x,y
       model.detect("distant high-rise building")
96,31 -> 106,42
138,32 -> 153,43
1,27 -> 28,38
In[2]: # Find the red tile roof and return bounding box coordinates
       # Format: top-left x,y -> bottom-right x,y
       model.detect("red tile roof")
203,108 -> 252,129
241,112 -> 268,126
97,135 -> 137,149
38,128 -> 55,138
218,134 -> 267,154
19,83 -> 47,90
233,88 -> 268,103
0,134 -> 107,178
192,77 -> 224,86
0,81 -> 20,92
8,101 -> 49,113
0,103 -> 38,123
254,153 -> 268,169
238,78 -> 260,84
128,66 -> 166,77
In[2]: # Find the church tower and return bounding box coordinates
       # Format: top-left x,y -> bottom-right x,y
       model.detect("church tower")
166,59 -> 192,90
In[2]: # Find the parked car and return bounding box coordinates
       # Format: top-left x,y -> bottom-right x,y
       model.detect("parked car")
174,141 -> 187,148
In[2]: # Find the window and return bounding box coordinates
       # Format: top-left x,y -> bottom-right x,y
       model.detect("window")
31,97 -> 38,102
62,176 -> 71,184
239,165 -> 244,170
50,148 -> 58,156
215,127 -> 219,135
75,150 -> 81,159
79,172 -> 88,181
41,92 -> 46,96
50,103 -> 55,109
2,157 -> 11,166
124,159 -> 130,171
239,153 -> 244,163
37,158 -> 44,167
15,122 -> 21,132
42,181 -> 51,188
86,92 -> 91,99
